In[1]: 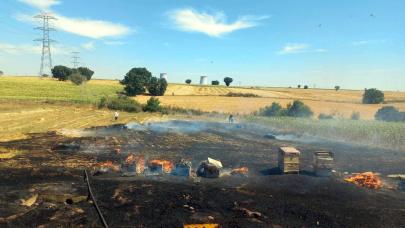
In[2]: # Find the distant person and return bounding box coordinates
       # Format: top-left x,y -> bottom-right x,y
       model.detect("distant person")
229,114 -> 234,124
114,111 -> 119,121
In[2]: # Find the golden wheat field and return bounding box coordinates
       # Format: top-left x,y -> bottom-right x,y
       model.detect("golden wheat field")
135,84 -> 405,120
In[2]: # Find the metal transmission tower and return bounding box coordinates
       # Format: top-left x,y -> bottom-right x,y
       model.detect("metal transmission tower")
34,12 -> 57,76
71,51 -> 80,68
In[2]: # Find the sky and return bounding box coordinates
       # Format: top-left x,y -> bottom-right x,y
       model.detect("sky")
0,0 -> 404,91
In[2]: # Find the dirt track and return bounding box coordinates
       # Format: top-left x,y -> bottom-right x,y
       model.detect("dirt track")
0,120 -> 404,227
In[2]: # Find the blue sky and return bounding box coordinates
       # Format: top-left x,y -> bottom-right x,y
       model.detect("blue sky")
0,0 -> 404,90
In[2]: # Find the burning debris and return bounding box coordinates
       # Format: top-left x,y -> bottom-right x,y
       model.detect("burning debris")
231,167 -> 249,176
148,159 -> 174,173
345,172 -> 382,189
95,161 -> 120,172
122,154 -> 145,174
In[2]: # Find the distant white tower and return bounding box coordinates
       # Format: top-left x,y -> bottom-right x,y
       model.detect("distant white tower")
160,73 -> 168,81
200,76 -> 208,85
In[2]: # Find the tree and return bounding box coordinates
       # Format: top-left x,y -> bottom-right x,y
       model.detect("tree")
120,68 -> 152,96
297,85 -> 301,89
147,77 -> 167,96
143,97 -> 162,112
211,80 -> 220,85
303,85 -> 309,89
0,70 -> 4,76
287,100 -> 313,118
69,73 -> 87,85
51,65 -> 72,81
261,102 -> 283,117
224,77 -> 233,86
185,79 -> 192,84
363,88 -> 384,104
335,86 -> 340,91
76,67 -> 94,80
375,106 -> 403,122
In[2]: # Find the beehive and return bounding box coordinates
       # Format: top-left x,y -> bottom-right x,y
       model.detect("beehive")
314,151 -> 334,177
278,147 -> 300,174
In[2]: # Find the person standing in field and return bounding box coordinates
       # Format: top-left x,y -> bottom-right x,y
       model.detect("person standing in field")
114,111 -> 119,121
228,114 -> 234,124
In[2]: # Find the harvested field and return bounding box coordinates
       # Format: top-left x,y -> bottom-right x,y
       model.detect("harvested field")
0,101 -> 157,142
0,120 -> 404,227
135,95 -> 405,119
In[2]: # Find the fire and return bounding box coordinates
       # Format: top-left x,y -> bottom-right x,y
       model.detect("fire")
125,154 -> 145,173
97,161 -> 120,172
231,167 -> 249,175
344,172 -> 382,189
149,159 -> 174,173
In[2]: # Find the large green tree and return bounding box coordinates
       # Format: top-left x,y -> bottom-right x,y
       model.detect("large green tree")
363,88 -> 384,104
148,77 -> 167,96
121,68 -> 152,96
76,67 -> 94,80
51,65 -> 72,81
224,77 -> 233,86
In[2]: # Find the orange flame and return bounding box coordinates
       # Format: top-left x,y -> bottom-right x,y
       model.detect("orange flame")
97,161 -> 120,172
125,154 -> 145,173
345,172 -> 382,189
231,167 -> 249,175
149,159 -> 174,173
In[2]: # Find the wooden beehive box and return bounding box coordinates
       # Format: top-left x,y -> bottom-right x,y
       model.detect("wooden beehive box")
314,151 -> 334,176
278,147 -> 300,174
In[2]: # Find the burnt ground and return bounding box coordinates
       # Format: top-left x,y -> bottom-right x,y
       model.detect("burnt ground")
0,120 -> 404,227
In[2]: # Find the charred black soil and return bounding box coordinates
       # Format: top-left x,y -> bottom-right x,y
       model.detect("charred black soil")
0,120 -> 404,227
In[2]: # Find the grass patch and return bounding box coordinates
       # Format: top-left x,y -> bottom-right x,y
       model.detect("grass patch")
245,116 -> 405,151
0,76 -> 122,103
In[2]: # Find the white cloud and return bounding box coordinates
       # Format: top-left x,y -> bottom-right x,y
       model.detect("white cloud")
16,1 -> 131,39
277,43 -> 326,55
352,39 -> 386,46
19,0 -> 60,10
81,41 -> 95,50
168,8 -> 268,37
277,43 -> 308,54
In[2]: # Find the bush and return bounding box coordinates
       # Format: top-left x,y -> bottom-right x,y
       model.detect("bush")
76,67 -> 94,80
147,77 -> 167,96
225,92 -> 259,97
303,85 -> 309,89
143,97 -> 162,112
287,100 -> 313,117
224,77 -> 233,86
375,106 -> 404,122
51,65 -> 72,81
98,96 -> 142,112
318,113 -> 334,120
69,73 -> 87,85
260,102 -> 284,117
185,79 -> 191,84
351,112 -> 360,120
121,68 -> 152,96
258,100 -> 313,118
363,88 -> 384,104
211,80 -> 220,85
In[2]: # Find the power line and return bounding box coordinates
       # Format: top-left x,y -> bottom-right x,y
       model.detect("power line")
71,51 -> 80,68
34,12 -> 57,76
